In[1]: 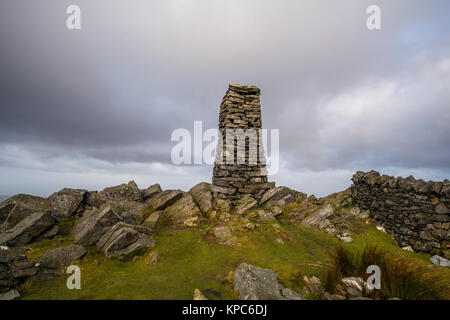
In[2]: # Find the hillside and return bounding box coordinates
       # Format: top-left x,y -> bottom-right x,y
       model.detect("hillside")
0,172 -> 449,300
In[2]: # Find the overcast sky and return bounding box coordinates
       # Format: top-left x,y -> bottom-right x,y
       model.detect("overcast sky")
0,0 -> 449,197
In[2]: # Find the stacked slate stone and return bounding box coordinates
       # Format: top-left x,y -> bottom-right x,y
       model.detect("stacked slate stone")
351,170 -> 449,254
212,84 -> 275,203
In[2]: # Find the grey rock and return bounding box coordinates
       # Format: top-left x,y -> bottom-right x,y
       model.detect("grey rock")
96,222 -> 154,258
256,210 -> 276,222
86,181 -> 142,208
434,203 -> 449,215
221,236 -> 238,246
72,206 -> 122,245
346,286 -> 363,298
37,245 -> 87,268
245,222 -> 256,230
337,235 -> 353,243
148,190 -> 184,211
141,184 -> 162,201
300,204 -> 336,235
0,194 -> 49,229
259,186 -> 305,207
213,226 -> 232,241
142,211 -> 162,229
189,183 -> 213,214
162,193 -> 201,225
0,212 -> 57,247
0,289 -> 20,300
234,195 -> 258,215
47,188 -> 87,218
34,224 -> 60,242
233,263 -> 303,300
430,255 -> 450,267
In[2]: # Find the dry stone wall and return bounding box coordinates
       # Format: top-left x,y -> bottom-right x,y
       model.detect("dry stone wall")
212,84 -> 274,202
351,170 -> 450,254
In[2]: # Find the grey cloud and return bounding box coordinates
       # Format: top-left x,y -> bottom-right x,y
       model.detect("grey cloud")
0,0 -> 449,196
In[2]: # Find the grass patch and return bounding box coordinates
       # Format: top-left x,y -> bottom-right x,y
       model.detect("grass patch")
20,222 -> 339,300
324,243 -> 450,300
18,219 -> 450,300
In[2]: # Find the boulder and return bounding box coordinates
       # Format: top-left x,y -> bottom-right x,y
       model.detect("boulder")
337,235 -> 353,243
95,222 -> 154,258
141,184 -> 162,201
86,181 -> 142,208
37,245 -> 87,269
0,289 -> 20,300
234,195 -> 258,215
72,206 -> 122,245
47,188 -> 87,219
256,210 -> 277,222
183,216 -> 199,227
259,187 -> 305,207
0,194 -> 49,229
189,183 -> 213,214
0,251 -> 37,289
430,255 -> 450,268
110,200 -> 148,221
212,199 -> 231,214
0,212 -> 57,247
341,277 -> 365,292
142,211 -> 162,229
213,226 -> 232,241
148,190 -> 184,211
162,194 -> 201,225
233,263 -> 303,300
300,204 -> 336,236
319,187 -> 353,209
0,199 -> 16,226
402,246 -> 414,252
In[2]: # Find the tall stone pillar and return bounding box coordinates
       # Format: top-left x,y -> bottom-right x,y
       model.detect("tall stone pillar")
212,84 -> 275,202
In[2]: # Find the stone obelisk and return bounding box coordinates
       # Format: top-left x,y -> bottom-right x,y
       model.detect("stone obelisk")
212,84 -> 274,202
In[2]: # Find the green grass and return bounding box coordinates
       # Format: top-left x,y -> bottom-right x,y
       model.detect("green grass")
324,242 -> 450,299
18,220 -> 450,300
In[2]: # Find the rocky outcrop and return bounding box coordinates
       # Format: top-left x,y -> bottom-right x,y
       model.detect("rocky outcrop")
297,201 -> 367,241
259,186 -> 306,208
47,188 -> 87,219
0,249 -> 37,290
212,226 -> 238,246
300,204 -> 337,236
189,183 -> 213,214
234,195 -> 258,215
319,187 -> 353,209
0,194 -> 49,229
352,170 -> 449,254
148,190 -> 184,212
36,245 -> 87,281
37,245 -> 86,269
142,211 -> 162,229
72,206 -> 154,257
141,184 -> 162,201
0,289 -> 20,300
0,212 -> 57,247
233,263 -> 303,300
86,181 -> 142,208
96,222 -> 154,258
162,194 -> 202,226
72,206 -> 122,245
